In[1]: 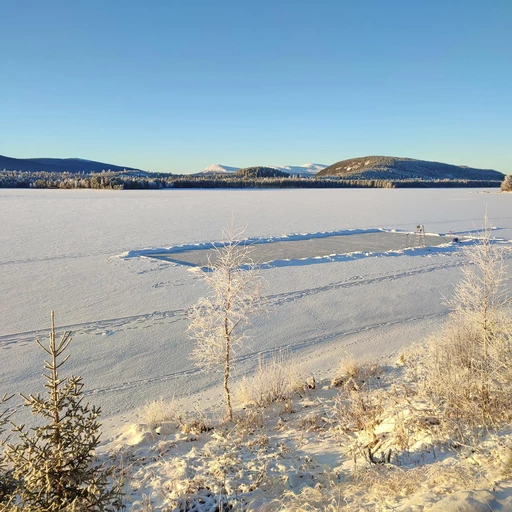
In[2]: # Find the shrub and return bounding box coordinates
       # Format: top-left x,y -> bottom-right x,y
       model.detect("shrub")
421,226 -> 512,432
501,175 -> 512,191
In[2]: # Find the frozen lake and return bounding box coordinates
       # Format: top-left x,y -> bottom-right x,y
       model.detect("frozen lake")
148,231 -> 454,268
1,188 -> 511,438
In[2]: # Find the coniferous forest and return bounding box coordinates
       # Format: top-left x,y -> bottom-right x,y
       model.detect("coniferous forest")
0,170 -> 503,190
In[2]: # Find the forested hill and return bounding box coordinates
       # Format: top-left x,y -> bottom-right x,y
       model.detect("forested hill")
236,166 -> 290,178
317,156 -> 504,181
0,155 -> 144,174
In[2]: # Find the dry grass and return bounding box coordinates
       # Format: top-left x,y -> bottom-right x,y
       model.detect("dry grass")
136,399 -> 212,437
235,407 -> 265,435
298,412 -> 324,432
136,398 -> 184,430
269,485 -> 346,512
331,358 -> 382,388
268,462 -> 479,512
236,352 -> 304,408
124,340 -> 511,512
335,381 -> 385,434
350,461 -> 478,503
181,408 -> 213,436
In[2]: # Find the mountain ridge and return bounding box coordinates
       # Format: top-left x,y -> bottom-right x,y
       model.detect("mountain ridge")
317,156 -> 503,181
0,155 -> 144,174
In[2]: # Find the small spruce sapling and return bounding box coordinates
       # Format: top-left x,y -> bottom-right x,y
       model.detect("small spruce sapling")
188,226 -> 262,421
5,312 -> 122,512
0,394 -> 14,506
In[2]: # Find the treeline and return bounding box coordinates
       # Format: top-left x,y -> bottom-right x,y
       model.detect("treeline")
0,170 -> 503,190
0,170 -> 175,189
161,176 -> 503,189
172,176 -> 396,188
391,179 -> 502,188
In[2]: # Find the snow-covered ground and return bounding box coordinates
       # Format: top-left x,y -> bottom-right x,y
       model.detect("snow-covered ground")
1,187 -> 511,443
200,164 -> 240,174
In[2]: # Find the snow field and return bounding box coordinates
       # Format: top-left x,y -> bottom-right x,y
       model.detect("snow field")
2,187 -> 512,510
0,188 -> 511,438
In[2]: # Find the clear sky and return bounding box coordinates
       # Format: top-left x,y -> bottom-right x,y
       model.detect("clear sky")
1,0 -> 511,174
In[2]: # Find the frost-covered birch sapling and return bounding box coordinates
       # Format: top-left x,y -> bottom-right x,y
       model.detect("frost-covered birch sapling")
188,226 -> 262,421
448,220 -> 509,364
425,218 -> 512,428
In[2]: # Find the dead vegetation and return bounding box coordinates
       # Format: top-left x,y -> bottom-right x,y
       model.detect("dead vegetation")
236,351 -> 306,409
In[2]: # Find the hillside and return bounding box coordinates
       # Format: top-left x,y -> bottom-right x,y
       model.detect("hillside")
199,163 -> 327,176
0,154 -> 144,174
317,156 -> 504,181
236,166 -> 290,178
273,163 -> 327,176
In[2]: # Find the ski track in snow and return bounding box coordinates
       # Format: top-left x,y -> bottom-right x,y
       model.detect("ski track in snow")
2,189 -> 512,434
0,250 -> 115,267
82,311 -> 447,398
0,309 -> 187,348
0,256 -> 467,351
262,257 -> 467,307
6,308 -> 444,412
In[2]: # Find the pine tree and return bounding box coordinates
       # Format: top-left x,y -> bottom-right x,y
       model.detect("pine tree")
5,312 -> 122,512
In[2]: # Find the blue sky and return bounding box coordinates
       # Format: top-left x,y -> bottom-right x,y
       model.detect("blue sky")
1,0 -> 511,174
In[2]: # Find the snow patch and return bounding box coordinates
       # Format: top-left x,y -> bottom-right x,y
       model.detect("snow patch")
201,164 -> 239,174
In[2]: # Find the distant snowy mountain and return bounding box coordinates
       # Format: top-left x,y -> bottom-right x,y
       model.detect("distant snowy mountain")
201,164 -> 240,175
200,163 -> 327,176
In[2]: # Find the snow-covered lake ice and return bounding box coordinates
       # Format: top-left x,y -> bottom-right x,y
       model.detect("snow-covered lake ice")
138,230 -> 454,268
1,188 -> 511,438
